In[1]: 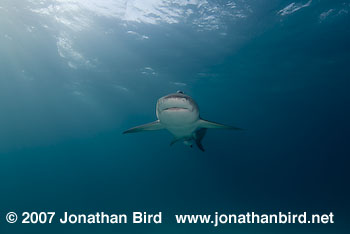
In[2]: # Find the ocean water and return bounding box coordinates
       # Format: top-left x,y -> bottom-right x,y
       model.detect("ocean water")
0,0 -> 349,233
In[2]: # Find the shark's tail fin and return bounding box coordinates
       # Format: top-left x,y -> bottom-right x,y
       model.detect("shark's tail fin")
194,128 -> 207,152
198,118 -> 243,130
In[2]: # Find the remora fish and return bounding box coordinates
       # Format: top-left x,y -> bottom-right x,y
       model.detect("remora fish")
123,91 -> 242,151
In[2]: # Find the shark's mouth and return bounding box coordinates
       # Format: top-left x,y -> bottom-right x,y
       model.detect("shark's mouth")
162,107 -> 189,111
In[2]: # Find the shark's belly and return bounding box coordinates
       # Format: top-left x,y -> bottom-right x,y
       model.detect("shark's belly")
165,125 -> 198,138
158,110 -> 198,137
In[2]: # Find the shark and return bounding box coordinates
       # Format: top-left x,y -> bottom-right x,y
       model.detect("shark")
123,91 -> 242,151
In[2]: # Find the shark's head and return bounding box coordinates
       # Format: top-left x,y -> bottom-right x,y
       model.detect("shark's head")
156,91 -> 199,124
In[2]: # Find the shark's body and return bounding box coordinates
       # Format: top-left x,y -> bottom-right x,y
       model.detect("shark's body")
123,91 -> 241,151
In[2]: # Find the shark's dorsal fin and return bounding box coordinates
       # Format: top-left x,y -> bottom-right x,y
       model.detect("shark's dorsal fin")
198,118 -> 243,130
123,120 -> 164,134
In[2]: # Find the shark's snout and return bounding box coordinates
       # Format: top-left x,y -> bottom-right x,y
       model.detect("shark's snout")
157,96 -> 193,112
155,92 -> 200,128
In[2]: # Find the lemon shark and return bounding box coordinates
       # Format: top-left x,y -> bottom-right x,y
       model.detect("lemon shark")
123,91 -> 242,151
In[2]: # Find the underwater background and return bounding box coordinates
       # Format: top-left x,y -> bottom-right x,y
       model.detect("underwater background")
0,0 -> 349,233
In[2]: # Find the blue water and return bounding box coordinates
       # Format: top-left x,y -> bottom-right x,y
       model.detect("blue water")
0,0 -> 349,233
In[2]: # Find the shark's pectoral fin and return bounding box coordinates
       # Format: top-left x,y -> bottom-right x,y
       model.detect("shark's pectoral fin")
198,118 -> 243,130
123,120 -> 164,134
